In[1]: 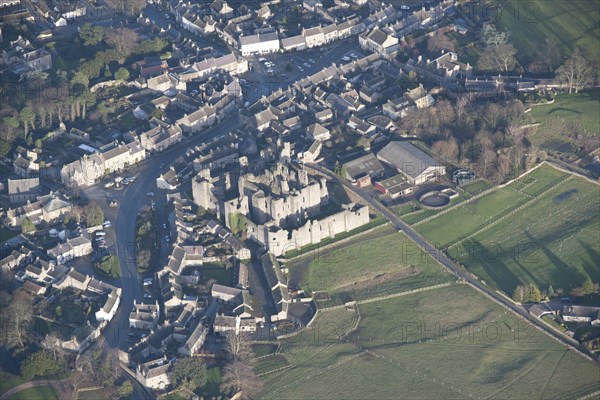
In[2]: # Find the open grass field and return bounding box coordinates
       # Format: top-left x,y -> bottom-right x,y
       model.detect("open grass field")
7,386 -> 58,400
528,89 -> 600,152
255,355 -> 291,375
417,164 -> 599,295
0,372 -> 25,395
495,0 -> 600,65
262,285 -> 600,399
289,226 -> 453,305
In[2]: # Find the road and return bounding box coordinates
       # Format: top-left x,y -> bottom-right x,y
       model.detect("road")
83,114 -> 241,349
306,163 -> 600,364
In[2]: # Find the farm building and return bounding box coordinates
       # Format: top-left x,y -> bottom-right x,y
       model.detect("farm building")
374,174 -> 413,199
377,141 -> 445,185
562,305 -> 600,325
343,154 -> 385,187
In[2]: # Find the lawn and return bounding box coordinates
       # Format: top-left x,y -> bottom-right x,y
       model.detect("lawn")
255,355 -> 290,375
252,343 -> 279,358
7,386 -> 58,400
261,285 -> 600,400
416,185 -> 527,247
0,227 -> 20,242
290,225 -> 453,305
495,0 -> 600,65
528,89 -> 600,152
200,264 -> 234,286
461,179 -> 494,196
418,164 -> 599,296
195,366 -> 222,398
0,372 -> 25,395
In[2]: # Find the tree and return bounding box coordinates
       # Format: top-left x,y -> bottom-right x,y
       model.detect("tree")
528,38 -> 562,74
107,0 -> 146,16
19,107 -> 36,137
117,381 -> 133,398
21,218 -> 35,234
34,139 -> 42,148
229,212 -> 248,236
477,44 -> 518,72
79,23 -> 105,46
571,287 -> 585,297
114,67 -> 130,81
83,202 -> 104,227
220,361 -> 264,400
527,284 -> 542,303
170,357 -> 207,393
105,28 -> 139,56
427,31 -> 456,53
225,333 -> 255,364
21,349 -> 63,379
481,23 -> 509,47
512,285 -> 526,303
3,115 -> 20,138
0,289 -> 33,348
547,285 -> 555,298
582,278 -> 595,295
555,49 -> 595,94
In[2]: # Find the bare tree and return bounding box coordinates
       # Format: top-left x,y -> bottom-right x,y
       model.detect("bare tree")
477,44 -> 518,72
220,361 -> 264,400
427,31 -> 456,53
107,0 -> 146,16
104,28 -> 139,56
555,48 -> 595,93
225,333 -> 255,364
0,289 -> 34,348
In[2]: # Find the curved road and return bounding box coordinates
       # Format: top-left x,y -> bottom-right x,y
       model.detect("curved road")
306,164 -> 600,364
91,114 -> 241,349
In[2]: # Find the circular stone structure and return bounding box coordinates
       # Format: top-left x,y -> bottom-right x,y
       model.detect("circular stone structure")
419,191 -> 451,208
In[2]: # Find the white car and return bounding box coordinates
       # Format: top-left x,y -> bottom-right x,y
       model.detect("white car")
350,53 -> 358,59
342,56 -> 350,61
258,57 -> 266,62
146,192 -> 154,197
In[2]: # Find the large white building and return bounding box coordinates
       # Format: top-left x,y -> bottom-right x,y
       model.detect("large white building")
239,31 -> 280,56
377,141 -> 445,185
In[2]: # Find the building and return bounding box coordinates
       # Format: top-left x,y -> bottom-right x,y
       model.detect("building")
211,284 -> 242,303
343,153 -> 385,186
129,301 -> 160,330
8,177 -> 39,204
6,192 -> 72,227
562,306 -> 600,325
95,289 -> 121,322
239,31 -> 280,56
359,27 -> 399,54
48,235 -> 93,264
374,174 -> 413,199
306,123 -> 331,141
377,141 -> 445,185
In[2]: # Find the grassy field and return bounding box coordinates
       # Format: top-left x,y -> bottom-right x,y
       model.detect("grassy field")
255,355 -> 291,375
417,164 -> 599,295
262,285 -> 600,399
200,264 -> 233,286
289,226 -> 453,305
252,343 -> 279,358
495,0 -> 600,65
7,386 -> 58,400
0,372 -> 25,395
528,89 -> 600,152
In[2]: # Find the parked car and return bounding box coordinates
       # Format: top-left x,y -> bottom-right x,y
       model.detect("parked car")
104,182 -> 115,189
146,192 -> 154,197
